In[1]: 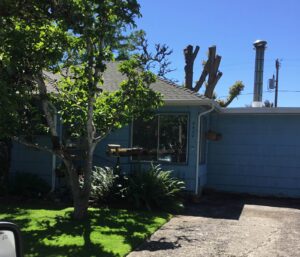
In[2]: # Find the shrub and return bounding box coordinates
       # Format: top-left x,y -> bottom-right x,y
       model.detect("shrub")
80,166 -> 116,203
127,164 -> 185,212
10,172 -> 50,198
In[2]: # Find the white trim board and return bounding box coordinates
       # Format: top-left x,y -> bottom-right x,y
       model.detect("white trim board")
220,107 -> 300,114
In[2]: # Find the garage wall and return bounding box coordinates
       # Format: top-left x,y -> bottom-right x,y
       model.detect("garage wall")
206,113 -> 300,197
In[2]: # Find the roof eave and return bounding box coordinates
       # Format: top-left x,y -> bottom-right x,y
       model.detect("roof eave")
164,99 -> 219,107
220,107 -> 300,114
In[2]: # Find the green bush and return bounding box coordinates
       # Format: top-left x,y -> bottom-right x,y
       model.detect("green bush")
10,172 -> 50,198
80,166 -> 116,203
127,164 -> 185,212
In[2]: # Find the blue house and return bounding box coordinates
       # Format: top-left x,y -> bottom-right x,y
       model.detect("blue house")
10,63 -> 300,198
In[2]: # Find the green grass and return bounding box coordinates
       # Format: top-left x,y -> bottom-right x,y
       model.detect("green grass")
0,204 -> 171,257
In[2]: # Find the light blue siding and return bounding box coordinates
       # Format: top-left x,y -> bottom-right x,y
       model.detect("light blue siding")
199,164 -> 208,187
10,136 -> 53,184
94,105 -> 207,191
206,113 -> 300,197
10,106 -> 207,191
94,126 -> 132,171
10,108 -> 300,197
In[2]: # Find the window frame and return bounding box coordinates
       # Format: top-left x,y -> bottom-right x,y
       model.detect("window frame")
130,112 -> 190,165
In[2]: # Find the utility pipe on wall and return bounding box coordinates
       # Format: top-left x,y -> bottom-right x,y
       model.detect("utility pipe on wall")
195,102 -> 215,195
50,114 -> 57,193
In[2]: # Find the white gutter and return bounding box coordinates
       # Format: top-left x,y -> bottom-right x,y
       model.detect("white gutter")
220,107 -> 300,114
195,103 -> 215,195
164,99 -> 215,107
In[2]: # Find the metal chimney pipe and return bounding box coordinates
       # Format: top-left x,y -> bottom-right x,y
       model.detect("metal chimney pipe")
253,40 -> 267,106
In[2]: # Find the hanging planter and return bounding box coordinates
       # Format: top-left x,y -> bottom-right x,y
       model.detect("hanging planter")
205,130 -> 222,141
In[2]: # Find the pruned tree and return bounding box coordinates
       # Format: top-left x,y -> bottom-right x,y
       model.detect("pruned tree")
184,45 -> 244,107
0,0 -> 171,219
217,81 -> 245,107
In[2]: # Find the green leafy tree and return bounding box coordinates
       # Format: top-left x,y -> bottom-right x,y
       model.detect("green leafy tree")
0,0 -> 170,219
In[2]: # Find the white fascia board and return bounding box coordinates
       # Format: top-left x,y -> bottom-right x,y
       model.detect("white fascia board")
220,107 -> 300,114
164,99 -> 219,107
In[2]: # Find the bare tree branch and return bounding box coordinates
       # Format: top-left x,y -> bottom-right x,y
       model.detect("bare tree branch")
35,72 -> 61,150
12,136 -> 54,155
93,128 -> 112,144
137,35 -> 174,78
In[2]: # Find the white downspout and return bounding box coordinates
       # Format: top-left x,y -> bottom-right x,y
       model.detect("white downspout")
195,103 -> 215,195
50,114 -> 57,193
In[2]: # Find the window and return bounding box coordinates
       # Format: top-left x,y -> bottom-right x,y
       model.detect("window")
132,116 -> 158,161
132,114 -> 188,163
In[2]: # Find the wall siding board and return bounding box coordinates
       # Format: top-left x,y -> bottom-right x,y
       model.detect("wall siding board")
209,164 -> 300,177
10,106 -> 210,192
206,113 -> 300,197
11,136 -> 53,184
208,184 -> 300,197
93,105 -> 206,191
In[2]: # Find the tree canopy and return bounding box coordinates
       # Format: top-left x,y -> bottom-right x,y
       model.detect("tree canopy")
0,0 -> 170,219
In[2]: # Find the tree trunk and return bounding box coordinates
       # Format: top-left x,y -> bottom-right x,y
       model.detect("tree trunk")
68,165 -> 90,220
72,158 -> 93,219
63,143 -> 94,220
184,45 -> 199,90
0,138 -> 12,190
73,193 -> 90,220
184,45 -> 223,94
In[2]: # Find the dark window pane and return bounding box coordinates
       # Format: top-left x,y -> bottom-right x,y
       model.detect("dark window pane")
132,117 -> 158,161
158,115 -> 188,163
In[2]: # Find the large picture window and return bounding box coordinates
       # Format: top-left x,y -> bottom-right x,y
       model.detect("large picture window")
132,114 -> 188,163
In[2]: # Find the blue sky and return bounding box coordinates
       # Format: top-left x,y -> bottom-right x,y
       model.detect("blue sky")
136,0 -> 300,107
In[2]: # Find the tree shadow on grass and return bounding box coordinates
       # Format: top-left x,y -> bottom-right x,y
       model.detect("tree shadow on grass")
92,208 -> 170,249
0,205 -> 169,257
22,212 -> 121,257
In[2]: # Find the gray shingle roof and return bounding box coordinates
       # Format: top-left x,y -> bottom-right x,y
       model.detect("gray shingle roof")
102,62 -> 207,102
44,62 -> 209,103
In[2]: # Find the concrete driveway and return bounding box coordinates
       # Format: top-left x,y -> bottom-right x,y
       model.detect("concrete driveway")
128,193 -> 300,257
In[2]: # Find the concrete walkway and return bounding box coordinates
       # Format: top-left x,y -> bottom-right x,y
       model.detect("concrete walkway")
128,194 -> 300,257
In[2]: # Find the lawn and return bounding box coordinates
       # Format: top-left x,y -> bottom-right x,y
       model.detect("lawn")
0,203 -> 170,257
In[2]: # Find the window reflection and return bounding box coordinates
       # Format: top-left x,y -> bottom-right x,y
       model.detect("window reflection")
132,117 -> 158,161
132,114 -> 188,163
158,115 -> 187,163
